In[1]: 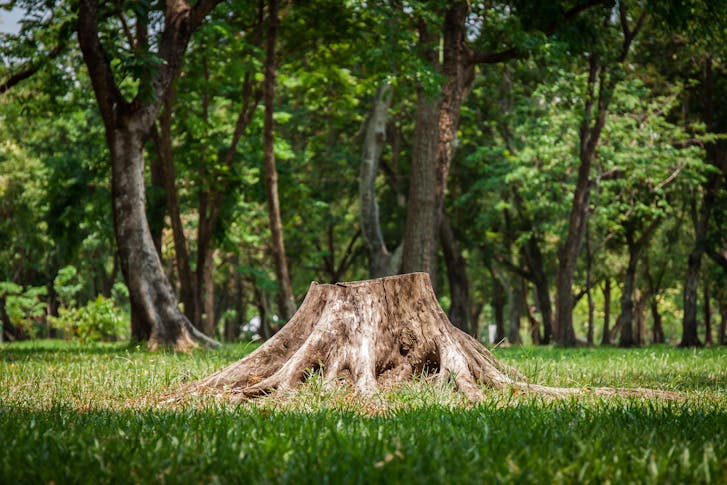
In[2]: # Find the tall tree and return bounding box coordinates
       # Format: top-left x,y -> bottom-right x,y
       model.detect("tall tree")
680,58 -> 727,347
76,0 -> 221,349
262,0 -> 296,321
554,5 -> 644,346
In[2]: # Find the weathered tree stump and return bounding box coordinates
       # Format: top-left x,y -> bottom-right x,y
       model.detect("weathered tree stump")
190,273 -> 681,402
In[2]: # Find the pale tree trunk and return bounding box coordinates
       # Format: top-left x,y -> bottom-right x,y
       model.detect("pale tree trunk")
77,0 -> 221,349
263,0 -> 296,321
359,82 -> 402,278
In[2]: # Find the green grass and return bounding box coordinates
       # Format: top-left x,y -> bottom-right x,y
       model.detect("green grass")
1,340 -> 725,484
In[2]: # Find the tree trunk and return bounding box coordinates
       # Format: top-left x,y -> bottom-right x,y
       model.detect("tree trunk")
507,277 -> 523,345
263,0 -> 296,321
703,276 -> 712,345
526,293 -> 541,345
402,3 -> 473,286
555,58 -> 606,347
225,267 -> 245,342
719,299 -> 727,345
189,273 -> 682,402
601,278 -> 611,345
634,289 -> 647,346
152,88 -> 200,329
651,298 -> 664,344
585,223 -> 594,346
440,211 -> 472,335
617,242 -> 639,348
359,82 -> 401,278
401,88 -> 440,282
77,0 -> 222,349
148,154 -> 167,257
490,267 -> 506,344
681,249 -> 704,347
201,248 -> 215,337
524,235 -> 552,344
553,5 -> 644,345
680,57 -> 727,347
470,302 -> 484,339
110,130 -> 215,350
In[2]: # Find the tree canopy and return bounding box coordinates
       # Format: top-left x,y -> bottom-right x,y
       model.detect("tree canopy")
1,0 -> 725,347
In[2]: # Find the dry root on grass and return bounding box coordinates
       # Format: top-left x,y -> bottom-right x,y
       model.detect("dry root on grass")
182,273 -> 683,403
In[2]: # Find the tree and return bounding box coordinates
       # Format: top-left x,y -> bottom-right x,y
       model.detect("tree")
76,0 -> 221,349
262,0 -> 296,322
679,58 -> 727,347
554,4 -> 644,346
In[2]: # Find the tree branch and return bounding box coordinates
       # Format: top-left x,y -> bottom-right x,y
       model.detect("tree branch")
469,0 -> 609,66
0,43 -> 66,95
495,253 -> 533,281
77,0 -> 127,127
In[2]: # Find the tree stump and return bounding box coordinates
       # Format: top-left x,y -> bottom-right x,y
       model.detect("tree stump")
193,273 -> 521,400
190,272 -> 681,402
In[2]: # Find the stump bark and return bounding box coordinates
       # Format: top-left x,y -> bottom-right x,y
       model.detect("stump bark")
191,273 -> 680,402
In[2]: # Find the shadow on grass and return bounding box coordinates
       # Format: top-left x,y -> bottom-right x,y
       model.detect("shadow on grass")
1,400 -> 725,484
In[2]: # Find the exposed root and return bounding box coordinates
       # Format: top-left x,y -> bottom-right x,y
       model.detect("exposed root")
178,273 -> 682,404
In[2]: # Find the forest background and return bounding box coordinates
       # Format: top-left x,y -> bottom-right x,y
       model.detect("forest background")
1,0 -> 726,350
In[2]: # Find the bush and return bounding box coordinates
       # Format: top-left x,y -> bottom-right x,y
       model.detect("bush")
0,281 -> 47,338
50,296 -> 128,343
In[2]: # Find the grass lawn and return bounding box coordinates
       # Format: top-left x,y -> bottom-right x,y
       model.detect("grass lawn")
1,340 -> 725,484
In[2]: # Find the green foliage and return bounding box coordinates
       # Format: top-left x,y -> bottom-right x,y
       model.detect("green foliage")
49,296 -> 128,343
0,282 -> 47,336
1,0 -> 726,346
53,265 -> 81,308
0,342 -> 724,483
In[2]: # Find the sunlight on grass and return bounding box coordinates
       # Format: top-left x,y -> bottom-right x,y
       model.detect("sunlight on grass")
1,340 -> 725,483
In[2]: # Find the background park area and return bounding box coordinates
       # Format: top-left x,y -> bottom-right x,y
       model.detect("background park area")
1,0 -> 726,482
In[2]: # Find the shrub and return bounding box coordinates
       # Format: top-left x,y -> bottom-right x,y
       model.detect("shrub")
0,281 -> 47,338
50,296 -> 128,343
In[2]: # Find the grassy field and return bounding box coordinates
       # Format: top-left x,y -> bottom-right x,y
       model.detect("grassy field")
1,340 -> 725,484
